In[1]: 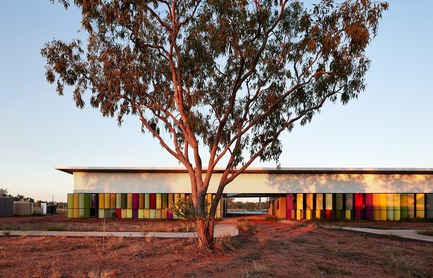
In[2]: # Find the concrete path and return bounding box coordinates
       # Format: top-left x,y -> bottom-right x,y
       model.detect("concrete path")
1,224 -> 238,238
334,227 -> 433,243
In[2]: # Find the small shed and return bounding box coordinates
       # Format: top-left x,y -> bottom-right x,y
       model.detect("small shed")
0,197 -> 14,217
13,201 -> 34,216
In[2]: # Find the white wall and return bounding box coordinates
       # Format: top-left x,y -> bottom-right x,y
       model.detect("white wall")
72,171 -> 433,194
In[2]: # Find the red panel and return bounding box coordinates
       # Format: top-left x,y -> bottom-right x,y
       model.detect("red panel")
325,210 -> 332,219
115,209 -> 121,218
133,194 -> 139,209
150,194 -> 156,209
167,211 -> 173,219
354,194 -> 363,210
365,194 -> 373,211
286,194 -> 294,220
354,210 -> 362,220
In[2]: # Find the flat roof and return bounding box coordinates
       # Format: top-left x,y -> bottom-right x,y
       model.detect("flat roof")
56,166 -> 433,175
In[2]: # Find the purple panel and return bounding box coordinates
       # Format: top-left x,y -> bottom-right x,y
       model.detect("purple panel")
365,194 -> 373,211
132,209 -> 138,219
167,211 -> 173,219
354,210 -> 362,220
366,209 -> 373,220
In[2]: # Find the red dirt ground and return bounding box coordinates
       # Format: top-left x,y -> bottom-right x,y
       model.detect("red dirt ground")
1,214 -> 432,277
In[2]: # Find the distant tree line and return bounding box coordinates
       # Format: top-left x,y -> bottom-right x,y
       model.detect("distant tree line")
0,188 -> 35,203
226,198 -> 268,211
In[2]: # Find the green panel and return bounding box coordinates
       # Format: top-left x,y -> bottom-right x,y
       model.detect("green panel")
386,209 -> 394,221
67,194 -> 74,209
345,194 -> 353,210
400,194 -> 408,212
116,194 -> 122,209
149,209 -> 156,218
387,194 -> 393,212
84,194 -> 91,208
393,209 -> 400,221
426,194 -> 433,211
144,194 -> 150,209
67,208 -> 74,218
79,194 -> 84,209
336,194 -> 343,210
393,194 -> 400,210
162,194 -> 168,209
79,208 -> 85,218
121,194 -> 127,209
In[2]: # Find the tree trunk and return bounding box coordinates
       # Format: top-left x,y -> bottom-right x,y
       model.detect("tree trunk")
196,217 -> 215,249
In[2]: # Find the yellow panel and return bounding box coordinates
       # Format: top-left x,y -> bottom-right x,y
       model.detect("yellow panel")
379,194 -> 387,210
297,194 -> 303,210
416,210 -> 425,219
325,194 -> 333,210
116,193 -> 122,208
67,209 -> 74,218
126,209 -> 132,219
306,194 -> 313,210
296,210 -> 302,220
345,210 -> 352,220
67,194 -> 74,209
98,208 -> 105,218
162,209 -> 167,219
393,194 -> 400,210
168,194 -> 174,209
416,194 -> 425,210
149,209 -> 156,219
99,194 -> 105,209
121,209 -> 127,219
306,210 -> 312,220
73,208 -> 79,218
144,209 -> 150,219
386,194 -> 393,211
373,194 -> 380,211
138,209 -> 144,219
73,193 -> 79,209
316,194 -> 323,210
156,209 -> 162,219
336,194 -> 343,210
127,193 -> 133,209
104,194 -> 110,209
345,194 -> 353,210
379,210 -> 387,221
156,194 -> 162,209
315,210 -> 321,219
373,210 -> 380,220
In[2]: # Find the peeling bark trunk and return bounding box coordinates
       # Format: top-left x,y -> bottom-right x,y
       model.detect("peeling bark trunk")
196,218 -> 215,249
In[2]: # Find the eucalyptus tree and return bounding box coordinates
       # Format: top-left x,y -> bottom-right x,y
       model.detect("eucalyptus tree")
43,0 -> 388,248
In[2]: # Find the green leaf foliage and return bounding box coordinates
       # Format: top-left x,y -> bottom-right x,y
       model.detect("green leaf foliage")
42,0 -> 388,229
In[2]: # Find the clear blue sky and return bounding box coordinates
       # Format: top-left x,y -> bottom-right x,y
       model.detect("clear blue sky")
1,1 -> 432,202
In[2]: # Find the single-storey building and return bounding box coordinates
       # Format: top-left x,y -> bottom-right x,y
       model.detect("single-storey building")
57,167 -> 433,220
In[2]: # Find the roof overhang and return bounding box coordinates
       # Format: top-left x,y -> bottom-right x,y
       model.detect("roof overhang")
56,166 -> 433,175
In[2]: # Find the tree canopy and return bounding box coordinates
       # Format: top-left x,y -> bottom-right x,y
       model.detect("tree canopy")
43,0 -> 388,248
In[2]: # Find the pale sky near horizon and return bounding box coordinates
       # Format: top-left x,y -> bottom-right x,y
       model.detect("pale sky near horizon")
1,1 -> 432,202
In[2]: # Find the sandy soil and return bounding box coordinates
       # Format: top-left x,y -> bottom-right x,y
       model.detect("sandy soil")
0,214 -> 432,277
